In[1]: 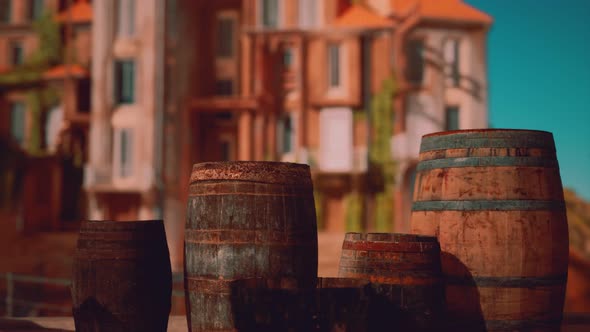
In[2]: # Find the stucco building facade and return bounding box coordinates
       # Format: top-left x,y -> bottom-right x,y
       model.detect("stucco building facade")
86,0 -> 491,270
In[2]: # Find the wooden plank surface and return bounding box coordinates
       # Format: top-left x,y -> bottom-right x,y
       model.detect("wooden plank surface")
1,314 -> 590,332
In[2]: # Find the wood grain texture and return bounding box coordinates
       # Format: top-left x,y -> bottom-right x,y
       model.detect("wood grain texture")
338,233 -> 445,331
71,220 -> 172,332
185,162 -> 318,332
411,129 -> 569,331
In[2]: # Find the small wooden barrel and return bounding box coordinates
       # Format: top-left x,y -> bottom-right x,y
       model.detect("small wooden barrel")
411,129 -> 569,331
231,277 -> 372,331
71,220 -> 172,332
338,233 -> 445,331
185,162 -> 318,331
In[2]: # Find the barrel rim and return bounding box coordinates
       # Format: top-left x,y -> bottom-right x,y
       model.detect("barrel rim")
80,219 -> 164,230
422,128 -> 552,139
344,232 -> 438,243
190,161 -> 312,186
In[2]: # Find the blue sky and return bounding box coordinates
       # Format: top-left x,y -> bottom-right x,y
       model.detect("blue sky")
465,0 -> 590,200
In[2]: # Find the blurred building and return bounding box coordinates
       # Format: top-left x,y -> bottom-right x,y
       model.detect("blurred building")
86,0 -> 491,270
0,0 -> 92,232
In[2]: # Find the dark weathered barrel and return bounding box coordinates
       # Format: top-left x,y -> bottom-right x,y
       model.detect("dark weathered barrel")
338,232 -> 444,331
231,277 -> 372,332
411,129 -> 569,331
71,220 -> 172,332
185,161 -> 318,331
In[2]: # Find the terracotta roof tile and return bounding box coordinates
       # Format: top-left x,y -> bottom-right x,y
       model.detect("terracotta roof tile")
391,0 -> 492,24
334,4 -> 392,29
43,64 -> 88,80
56,0 -> 92,23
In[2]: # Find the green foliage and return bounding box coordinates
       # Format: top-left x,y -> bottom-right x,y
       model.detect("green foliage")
25,87 -> 59,156
25,91 -> 43,155
314,190 -> 324,230
0,12 -> 62,86
0,67 -> 42,86
369,75 -> 397,231
28,11 -> 62,67
345,192 -> 363,232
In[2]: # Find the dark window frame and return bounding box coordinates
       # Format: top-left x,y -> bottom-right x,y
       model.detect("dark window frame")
10,41 -> 24,66
327,42 -> 341,88
114,60 -> 135,104
0,0 -> 11,23
405,38 -> 425,85
119,128 -> 133,177
10,101 -> 26,145
261,0 -> 278,28
445,105 -> 460,131
215,79 -> 234,96
216,16 -> 235,58
29,0 -> 44,21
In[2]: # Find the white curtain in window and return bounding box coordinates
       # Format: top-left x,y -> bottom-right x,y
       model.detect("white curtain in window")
319,107 -> 353,172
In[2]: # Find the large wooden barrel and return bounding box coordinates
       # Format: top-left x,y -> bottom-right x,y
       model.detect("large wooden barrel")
338,233 -> 445,331
185,161 -> 319,331
71,220 -> 172,332
410,129 -> 569,331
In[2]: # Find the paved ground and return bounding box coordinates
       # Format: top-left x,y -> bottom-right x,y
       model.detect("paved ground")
4,315 -> 590,332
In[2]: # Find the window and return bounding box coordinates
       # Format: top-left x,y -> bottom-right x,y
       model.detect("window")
261,0 -> 278,28
319,107 -> 353,172
10,41 -> 24,66
327,43 -> 341,88
220,141 -> 231,161
218,135 -> 235,161
114,60 -> 135,104
406,39 -> 424,85
0,0 -> 10,23
216,16 -> 235,58
215,79 -> 234,96
445,106 -> 460,131
117,0 -> 135,37
282,115 -> 293,153
117,129 -> 134,177
283,47 -> 293,68
298,0 -> 316,29
10,102 -> 26,145
29,0 -> 44,21
444,39 -> 460,86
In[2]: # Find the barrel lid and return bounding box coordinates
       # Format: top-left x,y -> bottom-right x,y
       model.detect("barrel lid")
420,129 -> 555,152
190,161 -> 312,186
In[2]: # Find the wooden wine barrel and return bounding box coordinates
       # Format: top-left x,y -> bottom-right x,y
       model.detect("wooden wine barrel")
71,220 -> 172,332
338,233 -> 445,331
410,129 -> 569,331
185,161 -> 319,331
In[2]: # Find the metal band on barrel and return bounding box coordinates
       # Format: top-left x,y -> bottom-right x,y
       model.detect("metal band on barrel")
412,200 -> 565,211
416,156 -> 558,171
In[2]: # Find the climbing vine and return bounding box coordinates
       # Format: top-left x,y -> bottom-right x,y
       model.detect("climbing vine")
0,12 -> 63,204
369,75 -> 396,232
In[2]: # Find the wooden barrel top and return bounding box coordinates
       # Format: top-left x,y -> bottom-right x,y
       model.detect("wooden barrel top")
190,161 -> 312,185
420,129 -> 555,152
